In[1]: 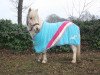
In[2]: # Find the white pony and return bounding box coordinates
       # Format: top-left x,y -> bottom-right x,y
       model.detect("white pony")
27,8 -> 81,63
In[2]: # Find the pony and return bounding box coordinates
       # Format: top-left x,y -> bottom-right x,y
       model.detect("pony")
27,8 -> 81,63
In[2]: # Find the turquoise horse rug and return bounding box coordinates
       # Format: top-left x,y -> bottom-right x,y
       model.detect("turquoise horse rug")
32,21 -> 80,53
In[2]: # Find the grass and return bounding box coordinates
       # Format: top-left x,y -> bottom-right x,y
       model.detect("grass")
0,50 -> 100,75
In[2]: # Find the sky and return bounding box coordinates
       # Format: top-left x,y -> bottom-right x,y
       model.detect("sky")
0,0 -> 100,24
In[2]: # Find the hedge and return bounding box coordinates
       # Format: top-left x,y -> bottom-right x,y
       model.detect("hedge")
74,19 -> 100,50
0,19 -> 100,53
0,19 -> 32,53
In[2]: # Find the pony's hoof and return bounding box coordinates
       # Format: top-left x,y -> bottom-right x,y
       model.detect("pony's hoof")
42,60 -> 47,64
37,59 -> 41,62
71,60 -> 76,63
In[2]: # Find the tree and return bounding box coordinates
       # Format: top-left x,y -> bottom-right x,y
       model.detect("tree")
64,0 -> 94,20
10,0 -> 26,25
10,0 -> 23,25
18,0 -> 23,25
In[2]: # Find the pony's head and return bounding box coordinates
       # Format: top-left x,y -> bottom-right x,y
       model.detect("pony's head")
27,8 -> 40,33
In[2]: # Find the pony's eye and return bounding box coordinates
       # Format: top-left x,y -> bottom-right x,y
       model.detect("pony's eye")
30,17 -> 32,19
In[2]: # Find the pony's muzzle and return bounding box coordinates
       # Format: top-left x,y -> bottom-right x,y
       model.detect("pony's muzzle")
35,27 -> 40,33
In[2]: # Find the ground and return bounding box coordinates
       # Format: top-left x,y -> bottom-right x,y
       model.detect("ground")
0,50 -> 100,75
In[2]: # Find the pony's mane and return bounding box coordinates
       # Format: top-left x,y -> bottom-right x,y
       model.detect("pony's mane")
46,14 -> 67,23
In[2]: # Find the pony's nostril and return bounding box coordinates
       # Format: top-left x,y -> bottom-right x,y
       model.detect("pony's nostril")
35,28 -> 40,33
36,28 -> 40,32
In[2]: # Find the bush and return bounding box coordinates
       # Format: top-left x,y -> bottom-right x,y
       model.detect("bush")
74,19 -> 100,50
0,19 -> 99,53
0,19 -> 32,53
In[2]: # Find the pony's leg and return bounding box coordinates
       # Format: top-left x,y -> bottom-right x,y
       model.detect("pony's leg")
71,45 -> 77,63
37,53 -> 42,62
76,45 -> 81,58
42,52 -> 47,63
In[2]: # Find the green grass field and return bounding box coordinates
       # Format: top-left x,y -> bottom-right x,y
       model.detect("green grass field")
0,50 -> 100,75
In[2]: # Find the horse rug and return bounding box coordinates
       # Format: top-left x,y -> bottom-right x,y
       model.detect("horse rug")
32,21 -> 80,53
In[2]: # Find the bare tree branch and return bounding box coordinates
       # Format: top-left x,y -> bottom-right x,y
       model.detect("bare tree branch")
64,0 -> 94,20
10,0 -> 33,24
78,0 -> 94,19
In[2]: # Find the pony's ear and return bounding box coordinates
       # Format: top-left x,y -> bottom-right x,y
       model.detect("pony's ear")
28,8 -> 32,12
35,9 -> 38,12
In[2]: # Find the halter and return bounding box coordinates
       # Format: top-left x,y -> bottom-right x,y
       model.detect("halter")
29,23 -> 39,31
